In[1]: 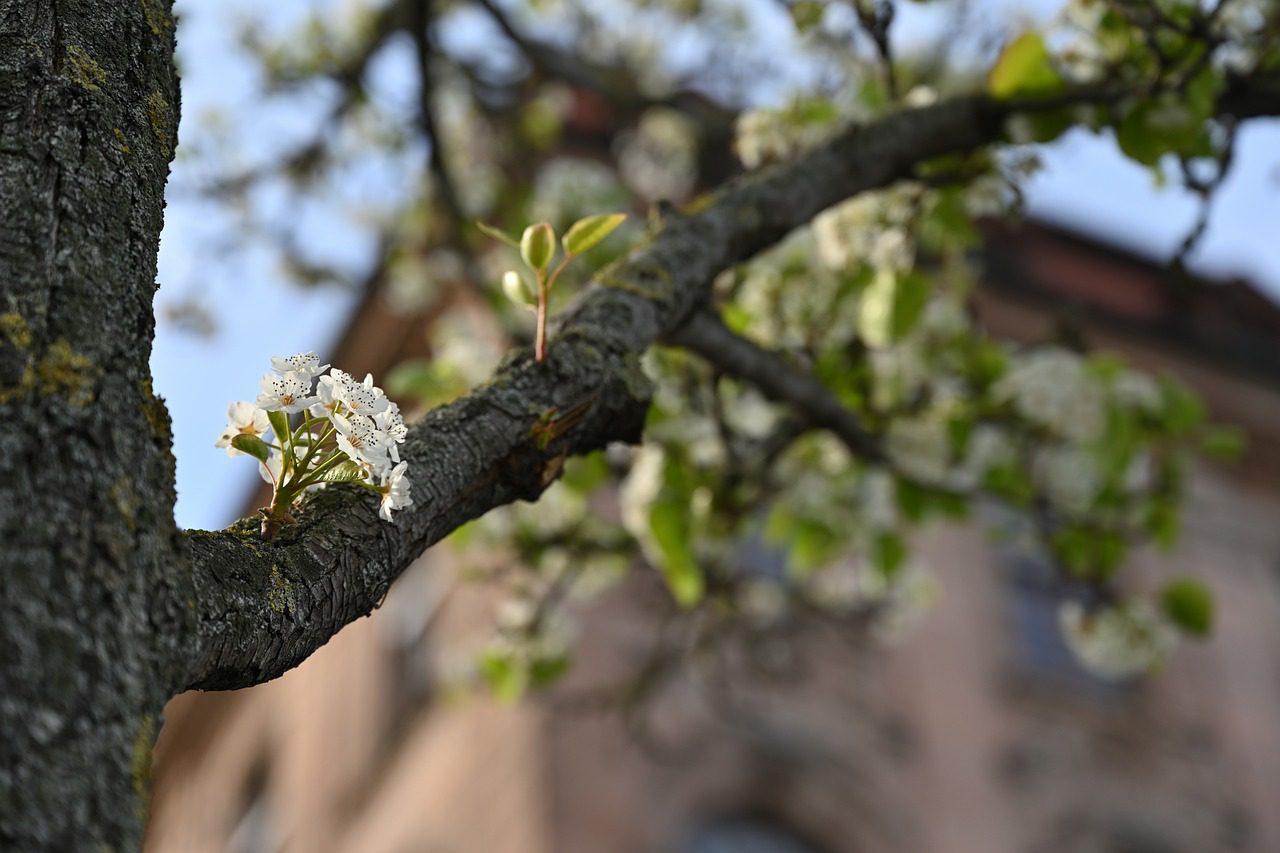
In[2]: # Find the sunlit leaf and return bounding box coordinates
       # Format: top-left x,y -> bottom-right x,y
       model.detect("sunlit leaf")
562,212 -> 626,257
988,33 -> 1063,99
476,221 -> 518,248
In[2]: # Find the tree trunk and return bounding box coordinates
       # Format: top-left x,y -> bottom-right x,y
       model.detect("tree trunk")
0,1 -> 185,849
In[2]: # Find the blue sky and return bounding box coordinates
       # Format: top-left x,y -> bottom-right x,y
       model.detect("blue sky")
152,0 -> 1280,530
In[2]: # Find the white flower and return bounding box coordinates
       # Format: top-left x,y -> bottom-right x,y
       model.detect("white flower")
271,351 -> 329,381
991,347 -> 1105,444
374,402 -> 408,463
1112,370 -> 1162,413
904,85 -> 938,107
342,373 -> 389,417
256,371 -> 316,414
734,109 -> 793,169
1059,600 -> 1177,679
885,415 -> 952,484
870,227 -> 913,273
214,401 -> 270,456
311,368 -> 349,416
1033,444 -> 1101,517
954,424 -> 1014,489
620,445 -> 665,548
862,469 -> 898,529
379,461 -> 413,521
333,412 -> 390,473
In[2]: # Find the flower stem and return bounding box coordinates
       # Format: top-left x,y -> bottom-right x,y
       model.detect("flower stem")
535,276 -> 548,362
295,450 -> 349,488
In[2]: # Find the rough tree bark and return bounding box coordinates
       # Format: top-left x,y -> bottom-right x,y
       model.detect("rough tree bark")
2,1 -> 1278,848
0,0 -> 185,850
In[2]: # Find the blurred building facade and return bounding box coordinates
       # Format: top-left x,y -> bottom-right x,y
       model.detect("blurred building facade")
145,222 -> 1280,853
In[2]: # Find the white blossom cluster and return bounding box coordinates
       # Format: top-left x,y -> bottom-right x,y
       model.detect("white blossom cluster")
806,561 -> 941,644
734,107 -> 832,170
216,352 -> 412,524
991,346 -> 1106,444
1059,600 -> 1178,679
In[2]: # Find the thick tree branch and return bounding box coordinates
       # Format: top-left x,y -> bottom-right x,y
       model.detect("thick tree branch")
180,73 -> 1280,693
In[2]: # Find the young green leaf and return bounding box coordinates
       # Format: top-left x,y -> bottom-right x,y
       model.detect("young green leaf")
1161,577 -> 1214,637
649,500 -> 704,607
475,221 -> 519,248
479,650 -> 526,703
562,212 -> 627,257
858,270 -> 930,348
988,32 -> 1063,99
231,433 -> 271,463
520,222 -> 557,273
266,410 -> 291,446
317,460 -> 368,484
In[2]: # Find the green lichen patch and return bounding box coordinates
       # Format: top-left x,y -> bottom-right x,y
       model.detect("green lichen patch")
268,565 -> 293,615
0,313 -> 31,350
110,479 -> 139,531
131,714 -> 156,820
113,127 -> 131,154
140,0 -> 173,36
65,45 -> 107,91
0,338 -> 97,406
36,340 -> 98,406
140,379 -> 171,441
145,91 -> 172,150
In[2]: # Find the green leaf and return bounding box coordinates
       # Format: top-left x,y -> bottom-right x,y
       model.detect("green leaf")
317,459 -> 367,484
871,531 -> 906,581
479,651 -> 526,703
1144,498 -> 1180,551
1185,66 -> 1224,121
789,519 -> 838,574
858,270 -> 931,348
649,499 -> 704,606
790,1 -> 825,34
1115,102 -> 1169,166
529,654 -> 570,687
1161,577 -> 1213,637
1160,380 -> 1205,435
561,452 -> 611,494
230,433 -> 271,463
475,221 -> 518,248
988,32 -> 1063,99
520,222 -> 557,273
266,410 -> 291,445
562,212 -> 627,256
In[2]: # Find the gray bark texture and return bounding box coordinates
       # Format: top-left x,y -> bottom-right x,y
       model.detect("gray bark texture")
0,0 -> 1277,847
0,0 -> 184,850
